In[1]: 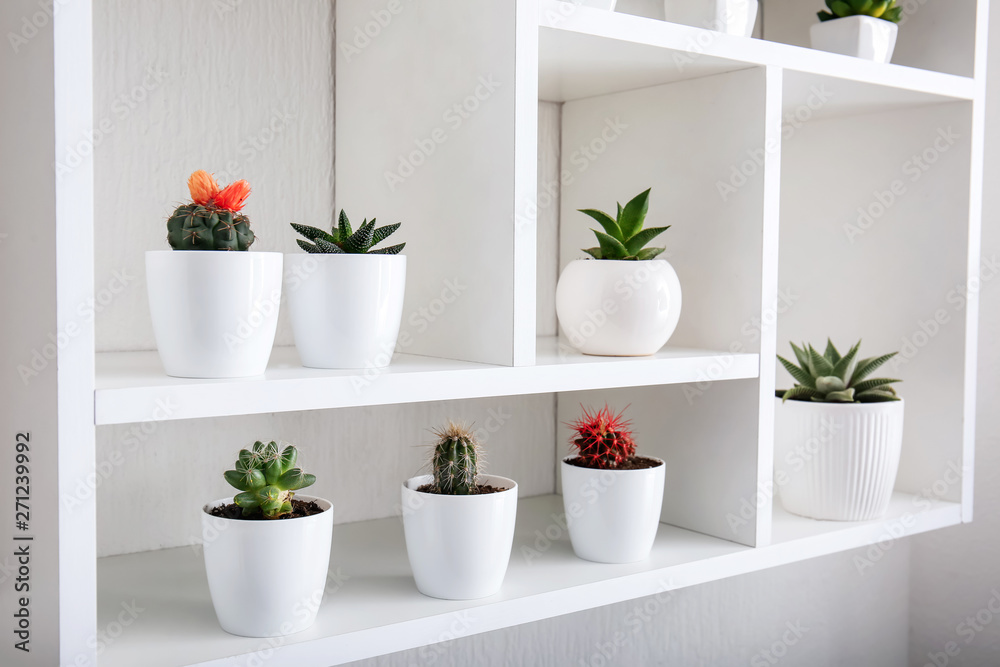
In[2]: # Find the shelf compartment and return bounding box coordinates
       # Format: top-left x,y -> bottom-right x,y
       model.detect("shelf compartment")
94,338 -> 759,425
97,493 -> 960,667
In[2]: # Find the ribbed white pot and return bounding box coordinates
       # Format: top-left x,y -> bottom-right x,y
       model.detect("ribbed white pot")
285,254 -> 406,369
663,0 -> 758,36
774,399 -> 904,521
560,457 -> 665,563
401,474 -> 517,600
555,259 -> 682,356
201,495 -> 334,637
146,251 -> 282,378
810,15 -> 899,63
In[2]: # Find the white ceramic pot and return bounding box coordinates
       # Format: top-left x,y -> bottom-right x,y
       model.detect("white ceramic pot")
146,251 -> 282,378
555,259 -> 682,356
285,254 -> 406,369
810,15 -> 898,63
560,456 -> 665,563
774,399 -> 904,521
401,474 -> 517,600
201,495 -> 334,637
663,0 -> 758,36
559,0 -> 617,10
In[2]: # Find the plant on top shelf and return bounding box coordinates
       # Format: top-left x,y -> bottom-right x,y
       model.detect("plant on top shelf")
817,0 -> 902,23
291,210 -> 405,254
561,405 -> 665,564
556,187 -> 682,356
776,340 -> 901,403
167,170 -> 255,250
222,440 -> 317,519
578,188 -> 669,260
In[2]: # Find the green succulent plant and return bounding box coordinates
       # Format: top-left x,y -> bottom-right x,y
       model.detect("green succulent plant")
430,422 -> 481,495
776,340 -> 901,403
818,0 -> 902,23
168,204 -> 255,251
578,188 -> 670,261
291,210 -> 405,255
223,441 -> 316,519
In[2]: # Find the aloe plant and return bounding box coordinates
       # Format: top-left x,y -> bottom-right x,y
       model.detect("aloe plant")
776,340 -> 901,403
291,210 -> 404,255
818,0 -> 903,23
223,441 -> 316,519
578,188 -> 670,261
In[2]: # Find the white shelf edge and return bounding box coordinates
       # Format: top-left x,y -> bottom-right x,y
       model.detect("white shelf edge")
93,339 -> 760,425
537,0 -> 976,102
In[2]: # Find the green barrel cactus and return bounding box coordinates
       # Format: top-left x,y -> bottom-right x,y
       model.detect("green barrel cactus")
166,170 -> 256,251
430,423 -> 481,495
223,441 -> 316,519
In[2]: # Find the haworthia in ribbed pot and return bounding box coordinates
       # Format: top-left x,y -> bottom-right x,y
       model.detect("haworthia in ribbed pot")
810,0 -> 902,62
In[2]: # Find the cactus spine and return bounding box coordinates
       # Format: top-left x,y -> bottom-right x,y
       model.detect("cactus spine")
431,423 -> 481,495
568,406 -> 637,469
223,441 -> 316,519
166,170 -> 256,251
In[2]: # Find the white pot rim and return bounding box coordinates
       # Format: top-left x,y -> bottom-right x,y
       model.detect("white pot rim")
147,249 -> 283,257
202,494 -> 333,520
816,14 -> 898,25
403,474 -> 518,498
569,258 -> 669,264
561,455 -> 665,472
775,397 -> 904,411
285,252 -> 405,260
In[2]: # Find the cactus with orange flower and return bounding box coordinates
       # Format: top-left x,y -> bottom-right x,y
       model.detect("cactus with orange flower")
166,170 -> 255,250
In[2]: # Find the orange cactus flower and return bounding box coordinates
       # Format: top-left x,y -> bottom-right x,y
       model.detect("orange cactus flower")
214,180 -> 252,212
187,170 -> 221,206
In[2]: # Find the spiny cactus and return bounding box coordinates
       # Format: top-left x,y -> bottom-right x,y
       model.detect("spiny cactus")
568,405 -> 637,469
578,188 -> 670,261
430,422 -> 482,495
818,0 -> 902,23
776,340 -> 902,403
291,210 -> 405,255
223,441 -> 316,519
166,170 -> 255,251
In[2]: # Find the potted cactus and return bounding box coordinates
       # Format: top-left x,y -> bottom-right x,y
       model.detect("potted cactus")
663,0 -> 758,37
401,422 -> 518,600
286,211 -> 406,369
810,0 -> 902,63
561,405 -> 665,563
202,440 -> 333,638
146,170 -> 282,378
556,188 -> 682,356
775,340 -> 903,521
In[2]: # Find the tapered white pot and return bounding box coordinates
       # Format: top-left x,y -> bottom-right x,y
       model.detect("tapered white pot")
285,254 -> 406,369
774,399 -> 904,521
556,259 -> 682,356
146,251 -> 282,378
401,474 -> 517,600
201,495 -> 334,637
560,457 -> 665,563
663,0 -> 758,36
810,15 -> 898,63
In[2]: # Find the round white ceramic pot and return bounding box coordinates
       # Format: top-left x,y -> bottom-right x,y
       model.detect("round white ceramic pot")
146,251 -> 282,378
201,495 -> 334,638
285,254 -> 406,369
774,398 -> 904,521
810,15 -> 898,63
560,456 -> 666,563
663,0 -> 758,36
401,474 -> 517,600
555,259 -> 682,356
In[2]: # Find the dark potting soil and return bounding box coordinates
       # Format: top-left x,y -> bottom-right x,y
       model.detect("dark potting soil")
564,455 -> 663,471
416,484 -> 509,495
209,498 -> 324,520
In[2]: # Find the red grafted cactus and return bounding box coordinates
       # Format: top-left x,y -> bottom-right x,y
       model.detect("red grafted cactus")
568,405 -> 636,469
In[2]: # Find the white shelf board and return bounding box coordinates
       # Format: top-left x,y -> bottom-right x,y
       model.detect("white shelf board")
93,338 -> 759,425
97,492 -> 961,667
538,0 -> 974,116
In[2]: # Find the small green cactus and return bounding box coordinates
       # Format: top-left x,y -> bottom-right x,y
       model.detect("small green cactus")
167,204 -> 255,251
578,188 -> 670,261
291,210 -> 405,255
818,0 -> 902,23
223,441 -> 316,519
430,422 -> 481,495
776,340 -> 902,403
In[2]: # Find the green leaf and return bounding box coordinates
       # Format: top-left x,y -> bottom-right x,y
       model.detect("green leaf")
635,247 -> 665,260
831,340 -> 860,381
337,209 -> 352,240
234,491 -> 259,509
821,388 -> 856,402
314,237 -> 344,253
369,243 -> 406,255
618,188 -> 651,240
290,223 -> 331,242
818,10 -> 836,20
372,222 -> 402,246
789,342 -> 811,371
625,226 -> 670,256
823,339 -> 841,365
850,352 -> 898,384
592,230 -> 628,260
296,239 -> 322,254
778,355 -> 815,388
582,247 -> 603,259
224,468 -> 264,492
579,209 -> 622,241
830,0 -> 852,16
278,446 -> 297,474
344,220 -> 375,253
855,389 -> 901,403
781,386 -> 823,402
851,378 -> 901,394
808,344 -> 835,376
277,468 -> 317,491
815,376 -> 846,394
617,202 -> 623,221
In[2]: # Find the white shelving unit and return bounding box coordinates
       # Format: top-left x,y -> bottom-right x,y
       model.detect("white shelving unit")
1,0 -> 987,665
